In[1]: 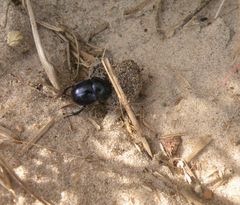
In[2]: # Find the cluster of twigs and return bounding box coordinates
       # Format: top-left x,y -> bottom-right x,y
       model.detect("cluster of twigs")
20,0 -> 104,90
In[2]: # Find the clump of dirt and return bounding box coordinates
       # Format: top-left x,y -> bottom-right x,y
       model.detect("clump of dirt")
113,59 -> 142,103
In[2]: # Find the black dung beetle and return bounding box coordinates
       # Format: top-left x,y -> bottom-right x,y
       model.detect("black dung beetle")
71,77 -> 112,105
63,77 -> 112,116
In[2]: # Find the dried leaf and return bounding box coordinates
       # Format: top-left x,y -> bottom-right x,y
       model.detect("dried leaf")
7,31 -> 23,47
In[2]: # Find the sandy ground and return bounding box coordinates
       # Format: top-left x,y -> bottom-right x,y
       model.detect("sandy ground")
0,0 -> 240,205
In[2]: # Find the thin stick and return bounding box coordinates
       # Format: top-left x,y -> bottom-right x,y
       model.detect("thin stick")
57,33 -> 72,73
214,0 -> 226,19
169,0 -> 213,37
37,20 -> 65,32
88,22 -> 110,42
101,58 -> 153,158
0,156 -> 52,205
25,0 -> 60,90
19,118 -> 55,155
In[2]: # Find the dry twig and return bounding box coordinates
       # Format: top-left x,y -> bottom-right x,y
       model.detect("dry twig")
172,0 -> 213,36
156,0 -> 213,38
19,118 -> 55,155
24,0 -> 60,90
214,0 -> 226,19
101,58 -> 152,157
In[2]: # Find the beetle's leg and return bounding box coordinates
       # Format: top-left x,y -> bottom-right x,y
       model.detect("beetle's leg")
64,106 -> 85,118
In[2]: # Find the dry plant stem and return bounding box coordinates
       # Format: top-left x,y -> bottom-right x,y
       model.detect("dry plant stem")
37,20 -> 65,32
185,135 -> 212,163
57,33 -> 72,72
0,156 -> 52,205
214,0 -> 226,19
37,20 -> 95,78
101,58 -> 153,158
19,118 -> 55,155
25,0 -> 60,90
124,0 -> 153,15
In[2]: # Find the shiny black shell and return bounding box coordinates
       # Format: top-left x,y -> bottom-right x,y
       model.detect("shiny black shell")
71,78 -> 112,105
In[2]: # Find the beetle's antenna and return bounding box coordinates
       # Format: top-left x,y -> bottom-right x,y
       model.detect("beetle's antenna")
62,85 -> 74,96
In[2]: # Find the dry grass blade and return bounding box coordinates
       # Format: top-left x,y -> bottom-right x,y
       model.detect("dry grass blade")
64,32 -> 96,65
124,0 -> 153,15
57,33 -> 72,73
0,164 -> 15,196
88,22 -> 110,42
0,156 -> 52,205
101,58 -> 153,158
0,125 -> 19,143
37,20 -> 99,77
185,135 -> 212,163
37,20 -> 65,32
87,118 -> 101,131
19,118 -> 55,155
214,0 -> 226,19
25,0 -> 60,90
